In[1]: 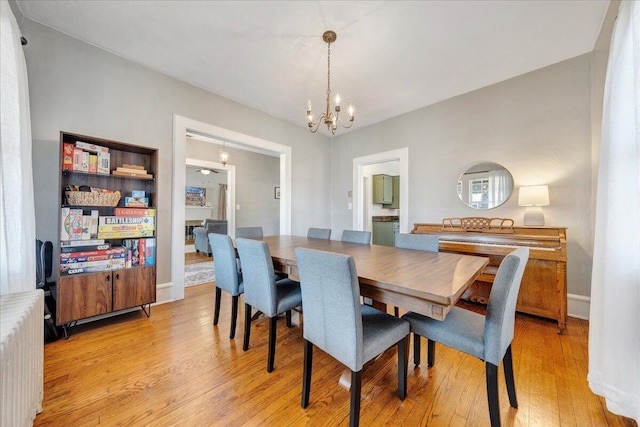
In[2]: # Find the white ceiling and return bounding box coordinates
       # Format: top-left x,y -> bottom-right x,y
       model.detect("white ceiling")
17,0 -> 609,136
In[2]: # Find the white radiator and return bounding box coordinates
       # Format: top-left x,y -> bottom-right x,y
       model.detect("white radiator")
0,290 -> 44,427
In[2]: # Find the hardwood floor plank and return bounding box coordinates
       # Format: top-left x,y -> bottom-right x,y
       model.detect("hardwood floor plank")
33,285 -> 637,427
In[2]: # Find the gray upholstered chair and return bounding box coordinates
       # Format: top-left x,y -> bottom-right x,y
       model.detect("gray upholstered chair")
295,247 -> 410,427
236,226 -> 263,239
393,233 -> 439,316
236,238 -> 302,372
341,230 -> 371,245
208,233 -> 243,339
402,248 -> 529,427
307,227 -> 331,239
395,233 -> 439,252
193,219 -> 228,255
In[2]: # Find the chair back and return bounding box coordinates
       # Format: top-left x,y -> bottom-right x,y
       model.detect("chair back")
236,238 -> 278,316
484,247 -> 529,365
36,239 -> 53,288
209,233 -> 242,296
296,248 -> 363,371
307,227 -> 331,240
341,230 -> 371,245
236,226 -> 263,239
395,233 -> 439,252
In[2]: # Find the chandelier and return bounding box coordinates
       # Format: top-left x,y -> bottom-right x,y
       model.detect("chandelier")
306,31 -> 354,135
219,140 -> 229,166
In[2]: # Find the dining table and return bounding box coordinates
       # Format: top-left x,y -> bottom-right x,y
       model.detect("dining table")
259,235 -> 489,321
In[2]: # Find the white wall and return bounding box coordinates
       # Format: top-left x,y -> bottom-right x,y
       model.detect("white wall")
23,18 -> 332,285
331,54 -> 594,298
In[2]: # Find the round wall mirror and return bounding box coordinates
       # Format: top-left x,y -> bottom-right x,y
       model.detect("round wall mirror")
457,162 -> 513,209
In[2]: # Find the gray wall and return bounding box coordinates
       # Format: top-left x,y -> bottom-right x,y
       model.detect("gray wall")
331,54 -> 593,297
186,142 -> 280,235
23,18 -> 331,285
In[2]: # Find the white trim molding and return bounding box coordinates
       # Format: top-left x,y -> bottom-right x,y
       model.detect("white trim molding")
567,293 -> 591,320
352,148 -> 409,234
172,114 -> 292,302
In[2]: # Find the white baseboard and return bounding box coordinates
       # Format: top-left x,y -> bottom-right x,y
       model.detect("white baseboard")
155,281 -> 174,304
568,293 -> 590,320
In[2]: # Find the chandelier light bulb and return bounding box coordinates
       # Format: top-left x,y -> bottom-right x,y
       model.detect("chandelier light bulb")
335,93 -> 340,106
307,99 -> 312,111
348,105 -> 354,116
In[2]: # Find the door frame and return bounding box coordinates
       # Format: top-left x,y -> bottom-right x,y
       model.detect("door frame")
171,114 -> 292,301
352,148 -> 409,234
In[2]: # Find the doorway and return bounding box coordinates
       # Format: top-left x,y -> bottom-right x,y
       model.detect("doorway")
352,148 -> 409,234
170,115 -> 292,302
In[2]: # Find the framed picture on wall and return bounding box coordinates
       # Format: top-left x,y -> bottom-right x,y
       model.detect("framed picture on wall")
186,186 -> 206,206
274,187 -> 280,199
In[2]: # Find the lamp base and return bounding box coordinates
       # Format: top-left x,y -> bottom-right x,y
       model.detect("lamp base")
523,207 -> 545,226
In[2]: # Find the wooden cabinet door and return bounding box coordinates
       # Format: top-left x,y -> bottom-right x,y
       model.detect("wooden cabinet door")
383,176 -> 400,208
112,266 -> 156,311
57,272 -> 113,325
373,175 -> 393,204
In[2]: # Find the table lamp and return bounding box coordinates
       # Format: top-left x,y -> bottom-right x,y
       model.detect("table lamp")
518,185 -> 549,226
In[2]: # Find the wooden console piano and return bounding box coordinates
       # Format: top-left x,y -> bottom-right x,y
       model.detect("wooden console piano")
412,218 -> 567,333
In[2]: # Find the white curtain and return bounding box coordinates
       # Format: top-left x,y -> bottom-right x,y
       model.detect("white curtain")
489,169 -> 512,207
218,184 -> 227,220
588,1 -> 639,423
0,0 -> 36,296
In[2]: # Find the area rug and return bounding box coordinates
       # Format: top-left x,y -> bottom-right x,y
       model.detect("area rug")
185,261 -> 215,287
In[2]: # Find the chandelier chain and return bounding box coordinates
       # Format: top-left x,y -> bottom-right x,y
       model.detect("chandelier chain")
326,42 -> 331,97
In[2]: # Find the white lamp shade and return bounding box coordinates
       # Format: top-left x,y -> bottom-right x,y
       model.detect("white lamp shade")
518,185 -> 550,206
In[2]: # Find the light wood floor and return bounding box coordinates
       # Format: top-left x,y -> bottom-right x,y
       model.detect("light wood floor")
35,281 -> 636,426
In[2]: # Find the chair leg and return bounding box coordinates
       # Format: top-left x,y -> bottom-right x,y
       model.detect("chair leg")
427,339 -> 435,367
243,303 -> 252,351
350,370 -> 362,427
398,336 -> 409,400
413,333 -> 421,367
301,339 -> 313,408
213,287 -> 221,325
286,309 -> 292,327
486,362 -> 501,427
267,316 -> 277,372
394,306 -> 399,317
229,295 -> 239,339
503,345 -> 518,408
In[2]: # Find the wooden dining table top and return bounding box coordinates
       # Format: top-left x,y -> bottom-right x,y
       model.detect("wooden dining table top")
258,235 -> 489,321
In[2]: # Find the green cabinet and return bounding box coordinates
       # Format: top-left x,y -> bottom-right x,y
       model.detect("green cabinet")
383,175 -> 400,209
372,221 -> 399,247
372,174 -> 393,204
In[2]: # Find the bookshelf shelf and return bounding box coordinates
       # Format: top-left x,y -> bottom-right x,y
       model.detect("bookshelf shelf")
56,131 -> 158,338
